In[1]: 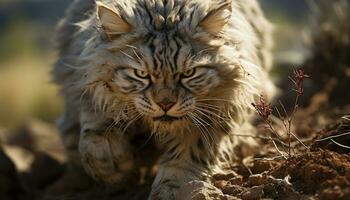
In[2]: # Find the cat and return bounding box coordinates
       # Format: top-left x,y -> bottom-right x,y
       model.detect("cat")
53,0 -> 274,199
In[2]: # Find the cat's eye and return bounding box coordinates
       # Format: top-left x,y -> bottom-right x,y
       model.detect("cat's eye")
134,69 -> 149,78
182,68 -> 196,78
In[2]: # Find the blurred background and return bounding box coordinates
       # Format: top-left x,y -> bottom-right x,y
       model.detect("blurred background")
0,0 -> 310,130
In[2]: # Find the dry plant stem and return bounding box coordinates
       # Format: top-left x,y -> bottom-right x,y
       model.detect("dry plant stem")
253,69 -> 310,159
275,103 -> 291,153
285,69 -> 310,154
252,96 -> 290,156
288,93 -> 300,156
265,121 -> 289,154
315,132 -> 350,142
315,131 -> 350,149
276,101 -> 309,151
254,155 -> 286,161
269,136 -> 288,159
289,131 -> 309,149
331,139 -> 350,149
233,132 -> 308,155
233,134 -> 288,147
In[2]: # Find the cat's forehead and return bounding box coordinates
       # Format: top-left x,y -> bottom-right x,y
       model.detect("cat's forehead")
117,0 -> 209,34
135,0 -> 199,30
139,33 -> 194,74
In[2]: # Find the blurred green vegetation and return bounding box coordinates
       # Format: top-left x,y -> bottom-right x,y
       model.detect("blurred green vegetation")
0,17 -> 63,129
0,17 -> 39,61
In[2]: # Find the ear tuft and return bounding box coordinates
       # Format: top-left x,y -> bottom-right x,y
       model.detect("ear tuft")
199,1 -> 232,35
97,2 -> 132,36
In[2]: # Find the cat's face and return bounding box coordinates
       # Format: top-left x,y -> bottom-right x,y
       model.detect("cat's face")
87,0 -> 239,132
112,35 -> 224,127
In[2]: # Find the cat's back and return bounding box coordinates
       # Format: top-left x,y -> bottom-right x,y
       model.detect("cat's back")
56,0 -> 95,55
236,0 -> 273,70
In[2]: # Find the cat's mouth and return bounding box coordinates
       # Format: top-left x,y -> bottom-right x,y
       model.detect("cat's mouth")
153,115 -> 182,122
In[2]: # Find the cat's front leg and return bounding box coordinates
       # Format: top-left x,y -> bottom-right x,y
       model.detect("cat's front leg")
149,164 -> 202,200
149,136 -> 211,200
78,110 -> 134,185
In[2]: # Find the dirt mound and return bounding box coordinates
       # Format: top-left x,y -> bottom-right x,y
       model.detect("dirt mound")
178,150 -> 350,200
312,116 -> 350,154
272,150 -> 350,200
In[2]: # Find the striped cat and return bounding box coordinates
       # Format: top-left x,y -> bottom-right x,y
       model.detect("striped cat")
53,0 -> 274,199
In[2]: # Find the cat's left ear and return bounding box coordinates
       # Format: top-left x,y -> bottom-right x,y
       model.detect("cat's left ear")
199,0 -> 232,35
96,2 -> 132,36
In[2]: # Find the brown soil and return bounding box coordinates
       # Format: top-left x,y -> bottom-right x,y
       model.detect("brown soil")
271,150 -> 350,200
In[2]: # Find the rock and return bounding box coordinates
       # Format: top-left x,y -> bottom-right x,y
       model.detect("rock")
176,180 -> 240,200
0,147 -> 25,200
213,172 -> 244,186
2,145 -> 34,172
240,186 -> 264,200
6,119 -> 66,162
20,153 -> 65,190
213,172 -> 239,181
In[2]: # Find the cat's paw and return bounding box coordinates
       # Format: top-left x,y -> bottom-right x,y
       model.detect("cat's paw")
78,131 -> 134,185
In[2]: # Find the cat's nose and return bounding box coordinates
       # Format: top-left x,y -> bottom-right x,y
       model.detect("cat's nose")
157,99 -> 176,112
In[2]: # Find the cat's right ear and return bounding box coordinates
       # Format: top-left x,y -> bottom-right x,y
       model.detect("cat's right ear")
199,0 -> 232,35
96,2 -> 132,36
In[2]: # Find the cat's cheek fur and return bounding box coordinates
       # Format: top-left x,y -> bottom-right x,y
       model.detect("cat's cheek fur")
183,72 -> 221,95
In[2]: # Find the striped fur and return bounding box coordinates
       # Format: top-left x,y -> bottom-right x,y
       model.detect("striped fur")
53,0 -> 274,199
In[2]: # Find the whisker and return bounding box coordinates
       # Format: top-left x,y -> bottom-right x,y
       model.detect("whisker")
196,102 -> 222,109
189,112 -> 215,148
79,87 -> 90,103
106,120 -> 118,134
187,114 -> 213,150
197,98 -> 232,103
194,108 -> 230,134
122,115 -> 142,133
195,107 -> 227,120
196,104 -> 226,114
125,44 -> 138,50
130,47 -> 143,64
119,50 -> 135,61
